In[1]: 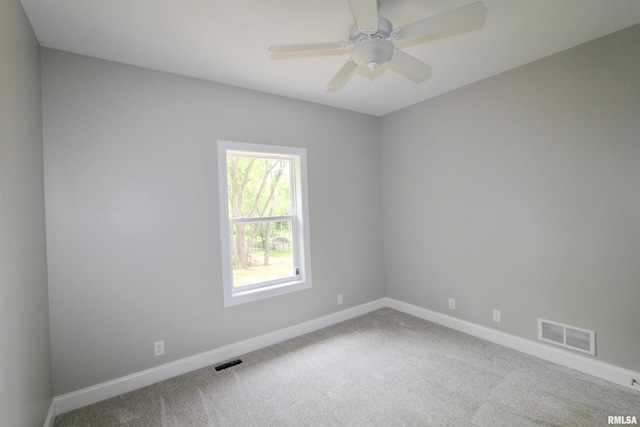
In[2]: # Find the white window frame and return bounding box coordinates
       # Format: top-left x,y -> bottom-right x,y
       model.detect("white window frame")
217,140 -> 312,307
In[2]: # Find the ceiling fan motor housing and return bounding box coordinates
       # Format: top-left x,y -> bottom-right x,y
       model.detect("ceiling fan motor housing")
350,17 -> 394,70
350,17 -> 392,40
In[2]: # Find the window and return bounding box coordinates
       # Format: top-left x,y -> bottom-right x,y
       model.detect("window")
218,140 -> 312,307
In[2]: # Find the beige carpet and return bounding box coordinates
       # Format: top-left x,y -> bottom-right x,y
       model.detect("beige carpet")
55,308 -> 640,426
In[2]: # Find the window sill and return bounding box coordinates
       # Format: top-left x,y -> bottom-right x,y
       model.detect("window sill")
224,279 -> 312,307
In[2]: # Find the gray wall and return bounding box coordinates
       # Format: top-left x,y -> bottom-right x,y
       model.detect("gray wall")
380,24 -> 640,372
0,0 -> 53,425
41,49 -> 386,395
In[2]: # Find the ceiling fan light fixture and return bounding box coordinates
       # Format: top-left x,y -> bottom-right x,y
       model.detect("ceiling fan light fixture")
351,39 -> 394,69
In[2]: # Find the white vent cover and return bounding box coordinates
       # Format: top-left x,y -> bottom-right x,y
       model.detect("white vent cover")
538,319 -> 596,355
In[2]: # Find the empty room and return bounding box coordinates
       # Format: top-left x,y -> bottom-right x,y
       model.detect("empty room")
2,0 -> 640,426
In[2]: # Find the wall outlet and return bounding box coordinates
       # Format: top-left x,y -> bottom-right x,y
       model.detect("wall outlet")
448,298 -> 456,310
493,309 -> 501,323
154,340 -> 165,356
337,294 -> 343,305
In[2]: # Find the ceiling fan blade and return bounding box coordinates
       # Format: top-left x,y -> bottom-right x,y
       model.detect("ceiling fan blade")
327,61 -> 358,92
348,0 -> 379,34
392,1 -> 487,42
269,41 -> 352,54
388,48 -> 432,82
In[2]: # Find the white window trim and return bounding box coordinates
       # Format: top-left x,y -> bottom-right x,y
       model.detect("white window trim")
217,140 -> 312,307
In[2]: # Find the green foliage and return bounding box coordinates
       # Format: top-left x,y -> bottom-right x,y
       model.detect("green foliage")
227,154 -> 294,269
251,248 -> 293,259
227,156 -> 291,218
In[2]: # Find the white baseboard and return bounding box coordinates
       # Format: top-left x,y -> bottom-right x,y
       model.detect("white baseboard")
48,295 -> 639,424
51,298 -> 386,417
43,399 -> 56,427
384,297 -> 640,392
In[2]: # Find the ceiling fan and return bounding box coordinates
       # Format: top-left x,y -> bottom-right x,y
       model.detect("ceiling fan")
269,0 -> 487,92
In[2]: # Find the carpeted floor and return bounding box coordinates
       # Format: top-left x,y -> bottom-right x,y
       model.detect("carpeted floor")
54,308 -> 639,426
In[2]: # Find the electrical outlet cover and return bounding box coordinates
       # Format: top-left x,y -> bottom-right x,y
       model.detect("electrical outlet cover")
154,340 -> 165,356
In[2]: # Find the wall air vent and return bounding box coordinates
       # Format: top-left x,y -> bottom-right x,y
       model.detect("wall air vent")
538,319 -> 596,355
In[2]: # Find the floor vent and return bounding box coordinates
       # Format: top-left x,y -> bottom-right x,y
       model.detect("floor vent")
215,359 -> 243,371
538,319 -> 595,355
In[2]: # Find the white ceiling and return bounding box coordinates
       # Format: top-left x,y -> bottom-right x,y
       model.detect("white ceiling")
20,0 -> 640,116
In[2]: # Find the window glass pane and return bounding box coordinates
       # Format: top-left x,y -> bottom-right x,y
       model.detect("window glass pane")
227,156 -> 291,219
231,220 -> 295,287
